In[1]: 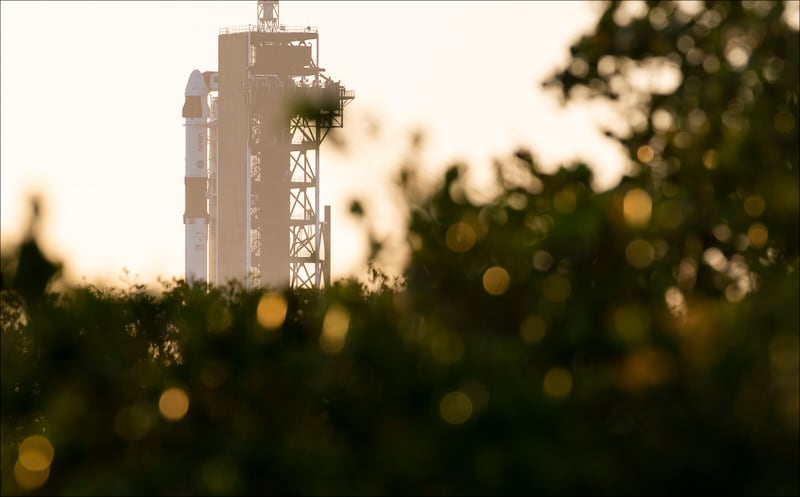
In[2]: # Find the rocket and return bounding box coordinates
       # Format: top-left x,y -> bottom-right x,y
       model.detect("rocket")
182,69 -> 210,283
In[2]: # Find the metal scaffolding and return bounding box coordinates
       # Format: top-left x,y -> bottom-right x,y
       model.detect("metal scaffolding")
212,0 -> 353,290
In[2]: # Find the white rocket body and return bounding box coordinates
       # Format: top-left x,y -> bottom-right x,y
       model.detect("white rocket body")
183,70 -> 210,283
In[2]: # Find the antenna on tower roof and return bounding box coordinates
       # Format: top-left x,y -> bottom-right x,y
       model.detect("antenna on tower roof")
257,0 -> 279,32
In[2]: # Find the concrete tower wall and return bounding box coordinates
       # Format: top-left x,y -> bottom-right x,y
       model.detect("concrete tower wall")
216,33 -> 250,285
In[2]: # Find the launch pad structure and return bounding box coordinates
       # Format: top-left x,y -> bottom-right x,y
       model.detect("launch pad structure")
183,0 -> 353,289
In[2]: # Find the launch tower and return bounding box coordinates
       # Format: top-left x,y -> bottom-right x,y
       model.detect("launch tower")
183,0 -> 353,289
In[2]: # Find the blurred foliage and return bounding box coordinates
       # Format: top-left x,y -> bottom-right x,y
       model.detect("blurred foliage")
2,1 -> 798,495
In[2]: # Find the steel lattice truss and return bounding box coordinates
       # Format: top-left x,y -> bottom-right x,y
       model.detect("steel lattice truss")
287,115 -> 322,289
242,30 -> 350,290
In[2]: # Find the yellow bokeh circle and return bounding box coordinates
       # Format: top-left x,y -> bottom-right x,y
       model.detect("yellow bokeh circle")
159,387 -> 190,421
482,266 -> 510,296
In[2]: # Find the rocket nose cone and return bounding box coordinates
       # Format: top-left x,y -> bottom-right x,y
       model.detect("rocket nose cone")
185,69 -> 208,96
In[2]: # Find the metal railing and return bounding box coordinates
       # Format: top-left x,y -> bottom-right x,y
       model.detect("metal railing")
219,24 -> 318,35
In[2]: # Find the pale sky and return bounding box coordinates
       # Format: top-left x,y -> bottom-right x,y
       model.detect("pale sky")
1,1 -> 627,288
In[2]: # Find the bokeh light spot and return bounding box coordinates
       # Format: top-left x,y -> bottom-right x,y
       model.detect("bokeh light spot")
649,6 -> 669,29
702,149 -> 718,169
18,435 -> 54,472
636,145 -> 655,163
673,131 -> 692,149
619,348 -> 674,392
623,189 -> 652,228
725,284 -> 746,303
703,54 -> 721,73
687,108 -> 708,133
747,223 -> 768,249
482,266 -> 510,296
665,286 -> 688,319
686,47 -> 704,65
542,274 -> 571,303
725,44 -> 749,69
626,239 -> 655,269
14,460 -> 49,491
159,387 -> 190,421
597,55 -> 616,76
520,315 -> 547,344
440,391 -> 473,425
703,247 -> 728,272
652,108 -> 674,132
532,250 -> 553,272
320,304 -> 351,355
613,0 -> 648,26
712,224 -> 732,242
543,367 -> 573,398
743,195 -> 765,217
569,57 -> 589,78
256,293 -> 288,330
445,222 -> 476,253
506,192 -> 528,211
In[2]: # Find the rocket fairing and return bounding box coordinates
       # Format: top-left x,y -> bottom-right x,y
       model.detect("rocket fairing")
183,69 -> 210,283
